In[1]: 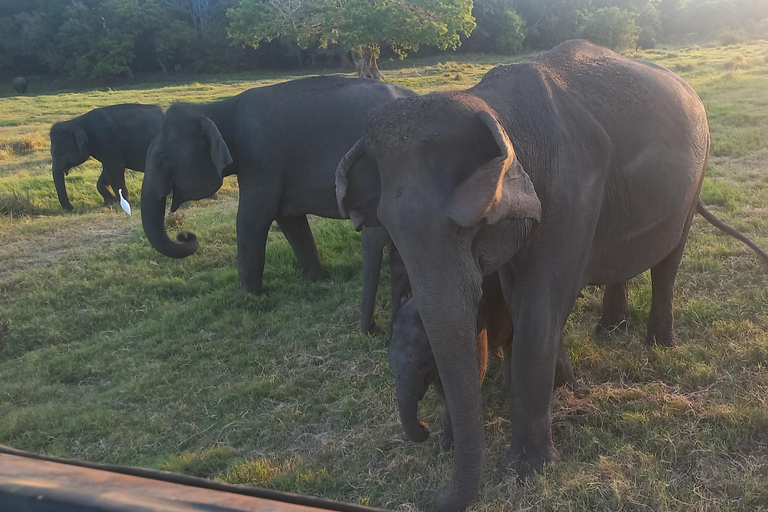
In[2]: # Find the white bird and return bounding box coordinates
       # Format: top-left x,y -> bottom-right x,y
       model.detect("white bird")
118,189 -> 131,216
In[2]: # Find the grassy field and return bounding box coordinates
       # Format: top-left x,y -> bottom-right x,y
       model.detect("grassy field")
1,40 -> 768,511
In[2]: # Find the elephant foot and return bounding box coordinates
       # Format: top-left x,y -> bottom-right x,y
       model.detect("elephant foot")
103,198 -> 117,207
553,366 -> 576,390
594,317 -> 629,336
364,322 -> 385,336
500,439 -> 560,480
646,326 -> 677,347
241,282 -> 264,295
62,204 -> 75,212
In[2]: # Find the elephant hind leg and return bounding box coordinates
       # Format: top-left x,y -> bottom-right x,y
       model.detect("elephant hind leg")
97,172 -> 116,205
276,215 -> 329,282
646,230 -> 692,347
595,281 -> 629,335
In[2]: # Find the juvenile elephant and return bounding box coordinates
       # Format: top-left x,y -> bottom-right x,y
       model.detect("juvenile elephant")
337,40 -> 768,511
50,104 -> 165,211
141,76 -> 417,321
13,77 -> 28,94
390,272 -> 579,451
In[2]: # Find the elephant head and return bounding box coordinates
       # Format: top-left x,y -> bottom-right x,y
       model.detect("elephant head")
50,121 -> 91,211
388,299 -> 440,443
141,105 -> 232,259
337,92 -> 541,512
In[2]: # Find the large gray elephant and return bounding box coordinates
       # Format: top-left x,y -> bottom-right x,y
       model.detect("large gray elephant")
141,76 -> 417,327
337,40 -> 768,511
50,104 -> 165,211
13,77 -> 28,94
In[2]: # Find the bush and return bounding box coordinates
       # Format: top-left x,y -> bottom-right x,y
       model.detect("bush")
717,27 -> 749,46
580,7 -> 640,51
0,192 -> 38,217
462,0 -> 526,55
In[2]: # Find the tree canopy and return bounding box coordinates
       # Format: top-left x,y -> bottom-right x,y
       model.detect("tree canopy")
228,0 -> 476,78
1,0 -> 767,81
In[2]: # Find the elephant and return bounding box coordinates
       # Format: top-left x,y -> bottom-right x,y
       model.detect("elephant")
636,36 -> 656,51
13,77 -> 28,94
337,40 -> 768,511
50,104 -> 166,211
141,76 -> 417,330
390,272 -> 582,451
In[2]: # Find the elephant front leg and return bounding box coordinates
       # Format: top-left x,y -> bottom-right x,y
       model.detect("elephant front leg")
501,274 -> 580,478
275,215 -> 329,282
237,203 -> 276,295
360,226 -> 389,334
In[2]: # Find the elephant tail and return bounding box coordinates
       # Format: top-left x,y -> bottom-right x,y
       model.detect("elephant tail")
697,198 -> 768,269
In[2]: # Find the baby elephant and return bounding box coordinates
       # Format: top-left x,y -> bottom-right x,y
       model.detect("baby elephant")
50,104 -> 165,211
388,273 -> 575,450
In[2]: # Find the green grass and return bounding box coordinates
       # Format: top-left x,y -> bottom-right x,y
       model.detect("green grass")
2,41 -> 768,511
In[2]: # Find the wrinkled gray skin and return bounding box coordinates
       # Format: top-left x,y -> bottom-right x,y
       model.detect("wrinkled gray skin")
13,77 -> 28,94
389,272 -> 579,451
337,41 -> 767,511
50,104 -> 165,211
142,77 -> 417,325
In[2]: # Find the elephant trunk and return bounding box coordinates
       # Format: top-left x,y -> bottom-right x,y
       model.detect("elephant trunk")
141,170 -> 199,259
52,164 -> 74,211
395,241 -> 485,512
395,375 -> 430,443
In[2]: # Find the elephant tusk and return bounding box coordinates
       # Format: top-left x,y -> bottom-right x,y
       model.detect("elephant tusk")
118,189 -> 131,216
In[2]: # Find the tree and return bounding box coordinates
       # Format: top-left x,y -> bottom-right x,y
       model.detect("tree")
515,0 -> 593,50
228,0 -> 476,79
462,0 -> 526,54
52,0 -> 193,79
580,6 -> 640,50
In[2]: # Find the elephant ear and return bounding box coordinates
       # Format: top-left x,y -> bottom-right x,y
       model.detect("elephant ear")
74,126 -> 89,153
336,137 -> 382,230
199,115 -> 233,176
445,111 -> 541,228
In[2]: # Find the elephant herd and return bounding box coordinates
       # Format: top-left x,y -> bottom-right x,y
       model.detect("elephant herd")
48,40 -> 767,511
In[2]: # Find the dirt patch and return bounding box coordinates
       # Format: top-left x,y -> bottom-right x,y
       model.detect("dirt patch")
0,214 -> 134,281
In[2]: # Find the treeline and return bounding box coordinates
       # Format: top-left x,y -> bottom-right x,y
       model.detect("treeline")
1,0 -> 767,81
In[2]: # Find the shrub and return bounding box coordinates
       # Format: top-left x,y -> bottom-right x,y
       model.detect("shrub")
0,192 -> 38,217
580,7 -> 640,52
717,27 -> 748,46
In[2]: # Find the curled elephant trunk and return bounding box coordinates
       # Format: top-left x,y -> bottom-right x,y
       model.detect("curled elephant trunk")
141,170 -> 199,259
395,377 -> 430,443
53,165 -> 74,211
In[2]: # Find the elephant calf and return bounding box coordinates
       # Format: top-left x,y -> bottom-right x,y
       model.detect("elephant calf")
50,104 -> 165,211
389,273 -> 575,451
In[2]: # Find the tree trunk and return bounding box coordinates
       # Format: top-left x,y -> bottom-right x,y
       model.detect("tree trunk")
352,44 -> 383,80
